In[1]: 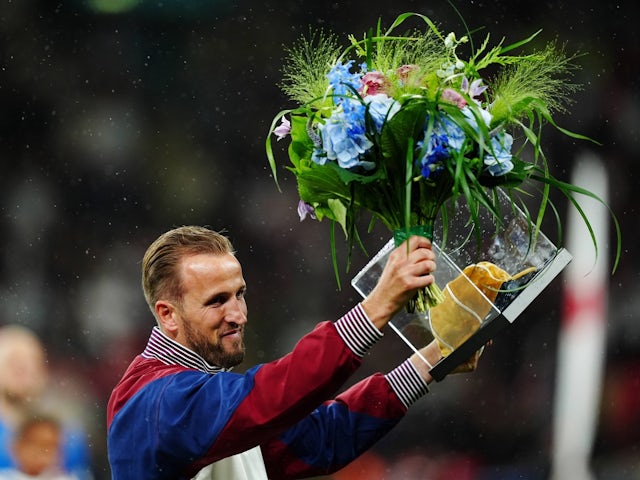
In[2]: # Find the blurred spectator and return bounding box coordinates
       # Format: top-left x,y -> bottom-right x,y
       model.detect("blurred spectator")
0,412 -> 79,479
0,326 -> 92,479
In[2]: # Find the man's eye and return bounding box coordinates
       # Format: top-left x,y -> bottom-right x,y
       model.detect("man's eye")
207,297 -> 224,307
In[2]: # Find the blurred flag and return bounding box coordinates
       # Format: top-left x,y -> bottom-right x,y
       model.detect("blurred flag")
550,152 -> 609,480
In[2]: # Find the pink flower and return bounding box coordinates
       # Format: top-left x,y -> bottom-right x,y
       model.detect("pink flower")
360,71 -> 390,96
397,64 -> 419,84
441,88 -> 467,108
274,116 -> 291,141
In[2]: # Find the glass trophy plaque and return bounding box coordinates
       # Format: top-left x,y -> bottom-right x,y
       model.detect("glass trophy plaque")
351,189 -> 572,381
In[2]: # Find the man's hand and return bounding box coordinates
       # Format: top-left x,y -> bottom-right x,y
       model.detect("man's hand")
411,339 -> 481,384
361,236 -> 436,331
410,339 -> 443,384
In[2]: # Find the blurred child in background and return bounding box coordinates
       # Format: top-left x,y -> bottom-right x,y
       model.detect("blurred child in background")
0,412 -> 79,479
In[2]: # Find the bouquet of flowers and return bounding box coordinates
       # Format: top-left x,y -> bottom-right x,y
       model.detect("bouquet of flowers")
266,12 -> 620,312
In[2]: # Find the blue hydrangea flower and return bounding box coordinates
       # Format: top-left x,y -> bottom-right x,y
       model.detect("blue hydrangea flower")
327,61 -> 363,104
416,132 -> 448,178
461,105 -> 492,133
416,113 -> 467,178
484,132 -> 514,176
436,114 -> 466,152
313,104 -> 375,170
365,94 -> 401,131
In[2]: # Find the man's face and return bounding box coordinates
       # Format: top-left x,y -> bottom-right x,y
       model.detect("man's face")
171,253 -> 248,368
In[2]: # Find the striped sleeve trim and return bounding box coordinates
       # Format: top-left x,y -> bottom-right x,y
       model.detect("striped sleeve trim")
334,303 -> 383,357
385,359 -> 429,409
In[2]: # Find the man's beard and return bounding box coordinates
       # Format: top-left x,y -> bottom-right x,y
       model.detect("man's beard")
182,320 -> 245,369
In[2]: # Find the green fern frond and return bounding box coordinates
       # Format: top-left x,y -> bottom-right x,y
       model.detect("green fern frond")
489,42 -> 581,126
280,30 -> 340,104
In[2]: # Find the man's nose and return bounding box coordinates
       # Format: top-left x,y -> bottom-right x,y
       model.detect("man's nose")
225,297 -> 247,324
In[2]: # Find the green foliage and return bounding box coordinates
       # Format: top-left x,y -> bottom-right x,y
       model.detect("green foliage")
490,42 -> 582,127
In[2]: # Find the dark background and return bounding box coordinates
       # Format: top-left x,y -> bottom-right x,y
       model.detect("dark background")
1,1 -> 638,478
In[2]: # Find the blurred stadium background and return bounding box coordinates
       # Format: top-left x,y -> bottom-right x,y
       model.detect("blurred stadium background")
1,1 -> 638,478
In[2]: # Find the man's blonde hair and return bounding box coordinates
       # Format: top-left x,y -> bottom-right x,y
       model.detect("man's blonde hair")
141,226 -> 234,316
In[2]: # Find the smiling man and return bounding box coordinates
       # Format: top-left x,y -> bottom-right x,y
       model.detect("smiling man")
106,225 -> 452,479
161,250 -> 248,368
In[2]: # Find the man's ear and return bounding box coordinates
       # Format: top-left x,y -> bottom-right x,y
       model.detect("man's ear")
155,300 -> 179,334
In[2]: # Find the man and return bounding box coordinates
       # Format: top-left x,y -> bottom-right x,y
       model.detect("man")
107,225 -> 457,479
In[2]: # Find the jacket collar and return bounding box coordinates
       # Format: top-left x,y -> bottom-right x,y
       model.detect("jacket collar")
141,326 -> 227,374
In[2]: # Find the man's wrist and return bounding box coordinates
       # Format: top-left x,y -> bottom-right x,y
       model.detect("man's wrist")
409,340 -> 443,383
360,297 -> 394,331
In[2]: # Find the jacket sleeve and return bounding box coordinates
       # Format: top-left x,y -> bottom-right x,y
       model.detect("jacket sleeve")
261,359 -> 430,479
